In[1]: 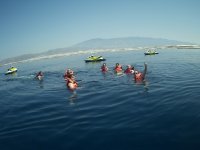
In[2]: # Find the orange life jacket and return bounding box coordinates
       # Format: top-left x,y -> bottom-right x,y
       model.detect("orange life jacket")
135,72 -> 143,80
115,65 -> 122,72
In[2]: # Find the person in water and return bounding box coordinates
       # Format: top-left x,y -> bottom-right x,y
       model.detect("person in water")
64,69 -> 74,79
134,63 -> 147,81
64,69 -> 78,89
114,63 -> 123,72
36,71 -> 44,80
124,65 -> 135,74
101,63 -> 108,72
8,66 -> 15,71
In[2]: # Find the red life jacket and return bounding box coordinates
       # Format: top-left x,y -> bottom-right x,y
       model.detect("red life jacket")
101,66 -> 108,72
115,65 -> 122,72
135,72 -> 143,80
124,68 -> 132,73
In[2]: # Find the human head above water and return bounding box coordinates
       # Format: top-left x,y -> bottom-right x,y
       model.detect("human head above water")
127,65 -> 131,68
66,69 -> 73,74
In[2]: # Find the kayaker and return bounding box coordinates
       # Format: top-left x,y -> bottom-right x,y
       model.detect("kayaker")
101,63 -> 108,72
114,63 -> 123,72
134,63 -> 147,81
8,66 -> 15,71
124,65 -> 135,74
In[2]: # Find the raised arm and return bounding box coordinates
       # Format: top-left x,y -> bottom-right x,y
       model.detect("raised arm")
143,63 -> 147,79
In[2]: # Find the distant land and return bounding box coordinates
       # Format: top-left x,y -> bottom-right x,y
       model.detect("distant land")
0,37 -> 199,65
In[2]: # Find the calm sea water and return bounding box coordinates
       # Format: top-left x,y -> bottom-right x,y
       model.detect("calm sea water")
0,48 -> 200,150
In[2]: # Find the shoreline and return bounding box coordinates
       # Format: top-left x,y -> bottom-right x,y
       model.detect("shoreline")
1,45 -> 200,66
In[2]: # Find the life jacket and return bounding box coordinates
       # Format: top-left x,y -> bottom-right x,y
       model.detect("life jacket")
124,68 -> 133,73
115,65 -> 122,72
101,66 -> 108,72
135,72 -> 143,80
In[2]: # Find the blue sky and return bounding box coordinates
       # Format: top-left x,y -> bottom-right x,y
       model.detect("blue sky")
0,0 -> 200,60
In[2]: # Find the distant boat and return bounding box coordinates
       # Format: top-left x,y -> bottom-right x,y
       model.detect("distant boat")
85,55 -> 106,62
144,49 -> 159,55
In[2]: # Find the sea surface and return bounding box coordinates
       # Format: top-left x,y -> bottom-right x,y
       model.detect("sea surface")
0,48 -> 200,150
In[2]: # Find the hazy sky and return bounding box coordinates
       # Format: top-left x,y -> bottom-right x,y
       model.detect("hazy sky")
0,0 -> 200,60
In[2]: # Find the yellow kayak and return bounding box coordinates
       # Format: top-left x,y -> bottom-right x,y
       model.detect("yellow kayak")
85,55 -> 106,62
5,67 -> 18,75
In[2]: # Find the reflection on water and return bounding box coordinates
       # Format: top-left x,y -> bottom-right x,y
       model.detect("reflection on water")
37,79 -> 44,88
68,91 -> 77,105
4,72 -> 18,79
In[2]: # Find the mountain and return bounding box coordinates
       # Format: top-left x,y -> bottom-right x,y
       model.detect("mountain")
47,37 -> 190,54
0,37 -> 192,65
72,37 -> 188,49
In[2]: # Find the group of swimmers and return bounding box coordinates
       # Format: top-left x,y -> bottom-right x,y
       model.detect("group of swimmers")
101,63 -> 147,81
35,69 -> 78,90
35,62 -> 147,90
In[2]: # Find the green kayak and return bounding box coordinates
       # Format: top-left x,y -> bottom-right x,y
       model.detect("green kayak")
85,56 -> 106,62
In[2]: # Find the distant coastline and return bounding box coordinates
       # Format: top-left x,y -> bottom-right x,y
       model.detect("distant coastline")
0,37 -> 199,66
167,45 -> 200,49
0,47 -> 151,66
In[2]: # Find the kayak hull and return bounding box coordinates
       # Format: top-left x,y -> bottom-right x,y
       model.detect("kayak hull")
5,69 -> 17,75
144,52 -> 159,55
85,56 -> 106,63
85,58 -> 106,62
